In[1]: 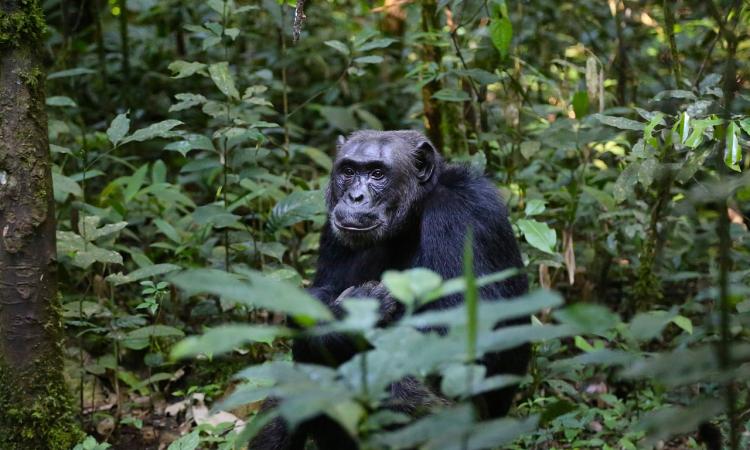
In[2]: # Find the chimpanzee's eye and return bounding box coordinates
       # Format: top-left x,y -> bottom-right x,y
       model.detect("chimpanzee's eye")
342,167 -> 355,177
370,169 -> 384,180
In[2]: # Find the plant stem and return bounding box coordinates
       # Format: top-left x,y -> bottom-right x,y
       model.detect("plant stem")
662,0 -> 682,88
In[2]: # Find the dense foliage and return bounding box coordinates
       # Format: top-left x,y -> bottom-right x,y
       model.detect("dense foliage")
34,0 -> 750,448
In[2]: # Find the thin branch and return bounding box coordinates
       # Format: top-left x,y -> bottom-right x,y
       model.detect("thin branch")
662,0 -> 682,88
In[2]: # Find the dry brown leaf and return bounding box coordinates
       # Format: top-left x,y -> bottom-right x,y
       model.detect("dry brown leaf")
164,399 -> 188,417
728,207 -> 747,229
563,230 -> 576,285
539,264 -> 551,289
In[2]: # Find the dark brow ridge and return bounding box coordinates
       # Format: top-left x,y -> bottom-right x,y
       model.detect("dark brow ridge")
336,158 -> 388,170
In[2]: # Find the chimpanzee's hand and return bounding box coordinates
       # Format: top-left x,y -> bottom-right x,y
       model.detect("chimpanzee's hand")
334,281 -> 403,326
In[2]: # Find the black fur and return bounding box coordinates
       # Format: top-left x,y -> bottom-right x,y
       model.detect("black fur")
251,131 -> 529,449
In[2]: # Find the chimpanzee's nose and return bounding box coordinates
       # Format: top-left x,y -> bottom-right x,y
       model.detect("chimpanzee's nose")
348,191 -> 364,203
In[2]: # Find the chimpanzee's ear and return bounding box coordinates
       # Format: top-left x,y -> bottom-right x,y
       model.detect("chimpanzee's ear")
414,140 -> 436,183
336,135 -> 347,148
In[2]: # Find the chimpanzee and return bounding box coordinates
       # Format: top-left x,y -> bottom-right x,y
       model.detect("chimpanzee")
251,130 -> 529,449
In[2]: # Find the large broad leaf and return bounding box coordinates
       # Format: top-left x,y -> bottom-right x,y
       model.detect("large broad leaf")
354,55 -> 384,65
553,303 -> 620,335
122,120 -> 183,145
319,106 -> 358,131
170,269 -> 333,322
403,289 -> 563,331
208,62 -> 240,99
627,308 -> 678,341
46,96 -> 77,107
107,112 -> 130,146
106,263 -> 181,286
490,16 -> 513,59
592,113 -> 644,131
168,60 -> 207,79
57,231 -> 123,268
621,343 -> 750,387
382,268 -> 443,306
635,399 -> 724,447
122,325 -> 185,350
267,190 -> 326,231
431,89 -> 470,102
357,37 -> 397,52
324,40 -> 349,55
612,162 -> 640,203
517,219 -> 557,254
52,172 -> 82,201
372,405 -> 474,449
167,431 -> 200,450
171,324 -> 292,359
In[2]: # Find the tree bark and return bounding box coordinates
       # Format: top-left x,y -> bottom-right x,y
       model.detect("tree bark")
0,1 -> 81,448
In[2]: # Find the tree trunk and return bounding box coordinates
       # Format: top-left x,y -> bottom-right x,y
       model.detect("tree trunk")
0,1 -> 81,448
419,0 -> 444,151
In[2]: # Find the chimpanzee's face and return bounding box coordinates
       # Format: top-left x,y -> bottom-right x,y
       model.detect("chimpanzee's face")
328,137 -> 419,247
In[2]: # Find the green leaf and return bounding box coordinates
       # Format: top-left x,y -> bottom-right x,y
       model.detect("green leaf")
57,231 -> 123,268
540,399 -> 577,426
679,111 -> 690,144
106,113 -> 130,146
520,141 -> 541,159
572,91 -> 589,118
354,55 -> 384,65
122,120 -> 183,145
553,304 -> 620,334
47,67 -> 95,79
167,431 -> 200,450
636,399 -> 724,447
171,324 -> 292,359
324,40 -> 349,55
725,121 -> 741,172
153,219 -> 181,243
628,309 -> 677,341
381,268 -> 443,306
52,172 -> 82,201
208,62 -> 240,99
653,89 -> 696,101
524,199 -> 546,216
318,106 -> 357,131
164,134 -> 214,156
357,37 -> 397,52
127,325 -> 185,340
592,113 -> 645,131
46,96 -> 77,107
638,157 -> 658,188
463,230 -> 478,361
613,163 -> 640,203
267,190 -> 326,231
169,93 -> 207,112
581,186 -> 615,210
432,88 -> 470,102
124,164 -> 148,202
671,315 -> 693,334
517,219 -> 556,254
168,60 -> 206,79
490,16 -> 513,59
406,289 -> 563,330
170,269 -> 333,322
78,216 -> 128,241
739,118 -> 750,136
106,263 -> 181,286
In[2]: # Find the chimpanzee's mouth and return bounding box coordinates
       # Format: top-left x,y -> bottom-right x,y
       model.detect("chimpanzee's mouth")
333,219 -> 382,232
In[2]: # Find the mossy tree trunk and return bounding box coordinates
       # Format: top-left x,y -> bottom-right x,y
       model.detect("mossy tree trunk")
0,1 -> 81,448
